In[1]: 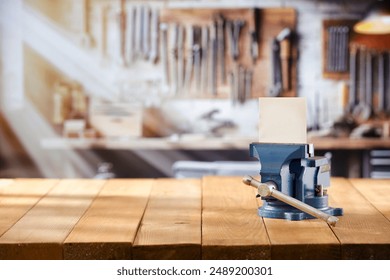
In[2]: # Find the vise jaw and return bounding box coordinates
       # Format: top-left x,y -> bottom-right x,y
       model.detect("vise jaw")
247,143 -> 343,222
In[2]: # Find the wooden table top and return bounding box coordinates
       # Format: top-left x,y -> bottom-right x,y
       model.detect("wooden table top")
0,177 -> 389,260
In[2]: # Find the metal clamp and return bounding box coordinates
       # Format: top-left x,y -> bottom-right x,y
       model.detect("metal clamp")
243,176 -> 339,226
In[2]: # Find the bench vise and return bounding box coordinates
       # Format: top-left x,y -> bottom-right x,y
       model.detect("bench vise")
243,143 -> 343,226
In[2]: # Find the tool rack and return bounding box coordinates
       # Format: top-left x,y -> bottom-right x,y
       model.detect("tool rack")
159,8 -> 298,100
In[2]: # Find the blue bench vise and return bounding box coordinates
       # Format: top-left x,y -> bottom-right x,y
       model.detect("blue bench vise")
243,143 -> 343,226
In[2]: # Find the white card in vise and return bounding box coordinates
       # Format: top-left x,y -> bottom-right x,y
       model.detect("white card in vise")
258,97 -> 307,144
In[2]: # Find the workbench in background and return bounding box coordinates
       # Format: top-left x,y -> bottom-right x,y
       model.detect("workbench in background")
0,177 -> 389,260
40,135 -> 390,178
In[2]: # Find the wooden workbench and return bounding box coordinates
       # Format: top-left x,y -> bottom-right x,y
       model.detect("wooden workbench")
0,177 -> 389,260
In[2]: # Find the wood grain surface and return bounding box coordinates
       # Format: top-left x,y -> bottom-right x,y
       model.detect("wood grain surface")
63,179 -> 153,260
202,176 -> 270,259
0,179 -> 58,238
133,179 -> 202,260
0,179 -> 105,259
328,178 -> 390,259
0,177 -> 389,260
253,177 -> 340,260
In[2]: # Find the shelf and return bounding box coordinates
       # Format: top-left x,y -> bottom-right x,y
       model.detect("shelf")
310,136 -> 390,150
41,135 -> 390,151
40,136 -> 252,150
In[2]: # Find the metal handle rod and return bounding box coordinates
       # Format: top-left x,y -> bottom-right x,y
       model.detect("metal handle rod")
243,176 -> 339,226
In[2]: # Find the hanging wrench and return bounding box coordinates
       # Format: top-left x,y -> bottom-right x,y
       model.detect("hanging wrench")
177,24 -> 185,95
184,25 -> 194,94
215,14 -> 226,84
234,20 -> 246,60
200,25 -> 209,95
170,24 -> 179,96
244,69 -> 253,101
193,26 -> 202,93
125,5 -> 136,65
142,6 -> 150,59
209,23 -> 217,96
148,8 -> 159,63
160,23 -> 169,87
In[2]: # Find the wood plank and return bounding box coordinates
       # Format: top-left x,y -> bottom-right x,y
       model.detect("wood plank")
328,178 -> 390,259
258,178 -> 341,260
0,179 -> 58,238
63,179 -> 153,260
264,219 -> 340,260
0,179 -> 105,260
0,179 -> 15,190
202,176 -> 270,260
349,179 -> 390,222
133,179 -> 201,260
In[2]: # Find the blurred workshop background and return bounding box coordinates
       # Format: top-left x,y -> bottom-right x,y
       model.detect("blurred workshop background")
0,0 -> 389,179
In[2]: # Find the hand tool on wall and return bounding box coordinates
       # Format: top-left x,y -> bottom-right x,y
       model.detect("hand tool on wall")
125,5 -> 136,64
193,26 -> 202,93
226,19 -> 246,103
199,109 -> 236,136
340,26 -> 349,72
269,28 -> 291,97
227,19 -> 246,61
383,52 -> 390,116
200,25 -> 209,94
376,52 -> 389,114
280,34 -> 292,91
160,23 -> 169,87
335,26 -> 342,72
326,26 -> 334,72
348,45 -> 358,113
209,23 -> 217,96
251,8 -> 261,64
149,8 -> 159,63
378,52 -> 385,113
232,63 -> 240,104
135,5 -> 143,56
334,27 -> 340,71
326,25 -> 350,73
142,6 -> 150,59
117,1 -> 126,66
215,14 -> 226,84
99,4 -> 109,60
177,24 -> 185,95
244,69 -> 253,101
238,65 -> 245,103
226,20 -> 235,101
184,25 -> 194,93
170,24 -> 179,95
228,72 -> 236,105
79,0 -> 91,47
250,30 -> 259,64
365,50 -> 373,114
353,47 -> 371,121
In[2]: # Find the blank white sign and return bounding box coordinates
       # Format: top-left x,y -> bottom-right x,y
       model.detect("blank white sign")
258,97 -> 307,144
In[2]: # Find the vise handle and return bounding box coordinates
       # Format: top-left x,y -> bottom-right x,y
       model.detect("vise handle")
243,176 -> 339,227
